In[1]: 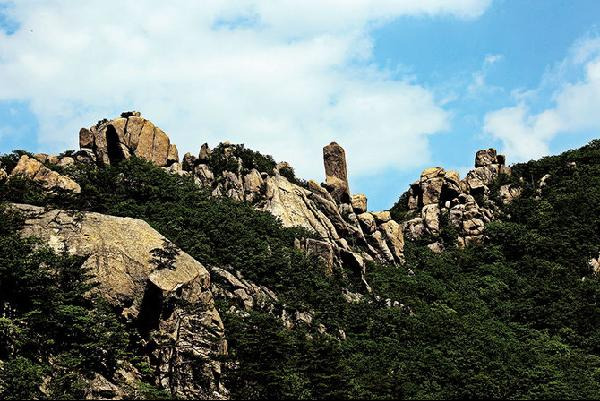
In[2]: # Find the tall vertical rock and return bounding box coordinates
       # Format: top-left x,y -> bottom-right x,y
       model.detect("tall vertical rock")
323,142 -> 350,203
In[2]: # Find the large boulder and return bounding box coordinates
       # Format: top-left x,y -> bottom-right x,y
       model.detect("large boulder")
10,155 -> 81,193
199,143 -> 211,162
475,148 -> 497,167
422,204 -> 440,235
243,169 -> 264,201
304,238 -> 335,275
357,212 -> 376,234
421,177 -> 444,205
371,210 -> 391,224
80,113 -> 175,167
351,193 -> 367,214
167,144 -> 180,165
323,142 -> 350,203
12,204 -> 227,399
379,220 -> 404,262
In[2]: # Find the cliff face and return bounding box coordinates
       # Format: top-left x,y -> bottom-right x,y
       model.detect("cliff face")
11,203 -> 227,400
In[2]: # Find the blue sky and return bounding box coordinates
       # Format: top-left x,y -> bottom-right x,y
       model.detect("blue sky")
1,1 -> 600,210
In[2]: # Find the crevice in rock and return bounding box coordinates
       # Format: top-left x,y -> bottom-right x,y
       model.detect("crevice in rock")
106,124 -> 126,164
137,281 -> 163,337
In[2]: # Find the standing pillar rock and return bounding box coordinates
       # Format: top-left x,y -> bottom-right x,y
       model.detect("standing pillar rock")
323,142 -> 350,203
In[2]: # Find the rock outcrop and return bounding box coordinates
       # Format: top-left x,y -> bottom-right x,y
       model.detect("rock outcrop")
163,138 -> 405,272
401,148 -> 514,248
323,142 -> 350,203
80,112 -> 177,167
209,265 -> 345,338
11,204 -> 227,400
10,155 -> 81,193
30,113 -> 519,277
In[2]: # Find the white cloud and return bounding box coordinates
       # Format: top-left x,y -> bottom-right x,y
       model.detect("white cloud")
484,37 -> 600,162
467,53 -> 503,96
0,0 -> 489,180
484,53 -> 503,66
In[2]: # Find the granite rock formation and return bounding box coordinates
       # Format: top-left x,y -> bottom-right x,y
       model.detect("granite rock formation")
401,147 -> 514,249
323,142 -> 350,203
79,112 -> 177,167
10,155 -> 81,193
11,203 -> 227,400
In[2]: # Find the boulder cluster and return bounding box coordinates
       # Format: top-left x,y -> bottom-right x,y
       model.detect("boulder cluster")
9,154 -> 81,193
403,148 -> 518,250
79,111 -> 179,167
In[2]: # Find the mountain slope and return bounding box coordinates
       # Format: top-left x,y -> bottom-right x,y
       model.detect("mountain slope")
1,115 -> 600,399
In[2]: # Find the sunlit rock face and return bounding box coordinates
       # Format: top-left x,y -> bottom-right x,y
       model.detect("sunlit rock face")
80,112 -> 177,167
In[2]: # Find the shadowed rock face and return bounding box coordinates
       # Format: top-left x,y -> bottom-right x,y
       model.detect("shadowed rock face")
323,142 -> 350,203
80,112 -> 177,167
12,203 -> 227,400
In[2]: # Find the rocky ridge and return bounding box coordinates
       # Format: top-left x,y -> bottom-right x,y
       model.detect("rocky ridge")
3,112 -> 521,275
0,112 -> 533,400
75,114 -> 408,286
1,113 -> 521,272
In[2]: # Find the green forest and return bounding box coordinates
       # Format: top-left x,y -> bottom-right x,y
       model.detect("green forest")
1,140 -> 600,399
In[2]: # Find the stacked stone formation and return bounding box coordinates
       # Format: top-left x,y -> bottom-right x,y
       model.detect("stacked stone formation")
79,112 -> 178,167
403,148 -> 512,249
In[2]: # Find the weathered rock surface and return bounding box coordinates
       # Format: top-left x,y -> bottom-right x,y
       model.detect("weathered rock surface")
401,148 -> 513,247
351,194 -> 367,214
303,238 -> 335,275
12,204 -> 227,400
209,265 -> 344,338
210,266 -> 279,313
80,112 -> 178,167
10,155 -> 81,193
500,184 -> 522,204
323,142 -> 350,203
199,143 -> 211,161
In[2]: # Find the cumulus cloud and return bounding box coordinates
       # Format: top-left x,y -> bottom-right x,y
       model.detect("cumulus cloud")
0,0 -> 489,179
484,36 -> 600,162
